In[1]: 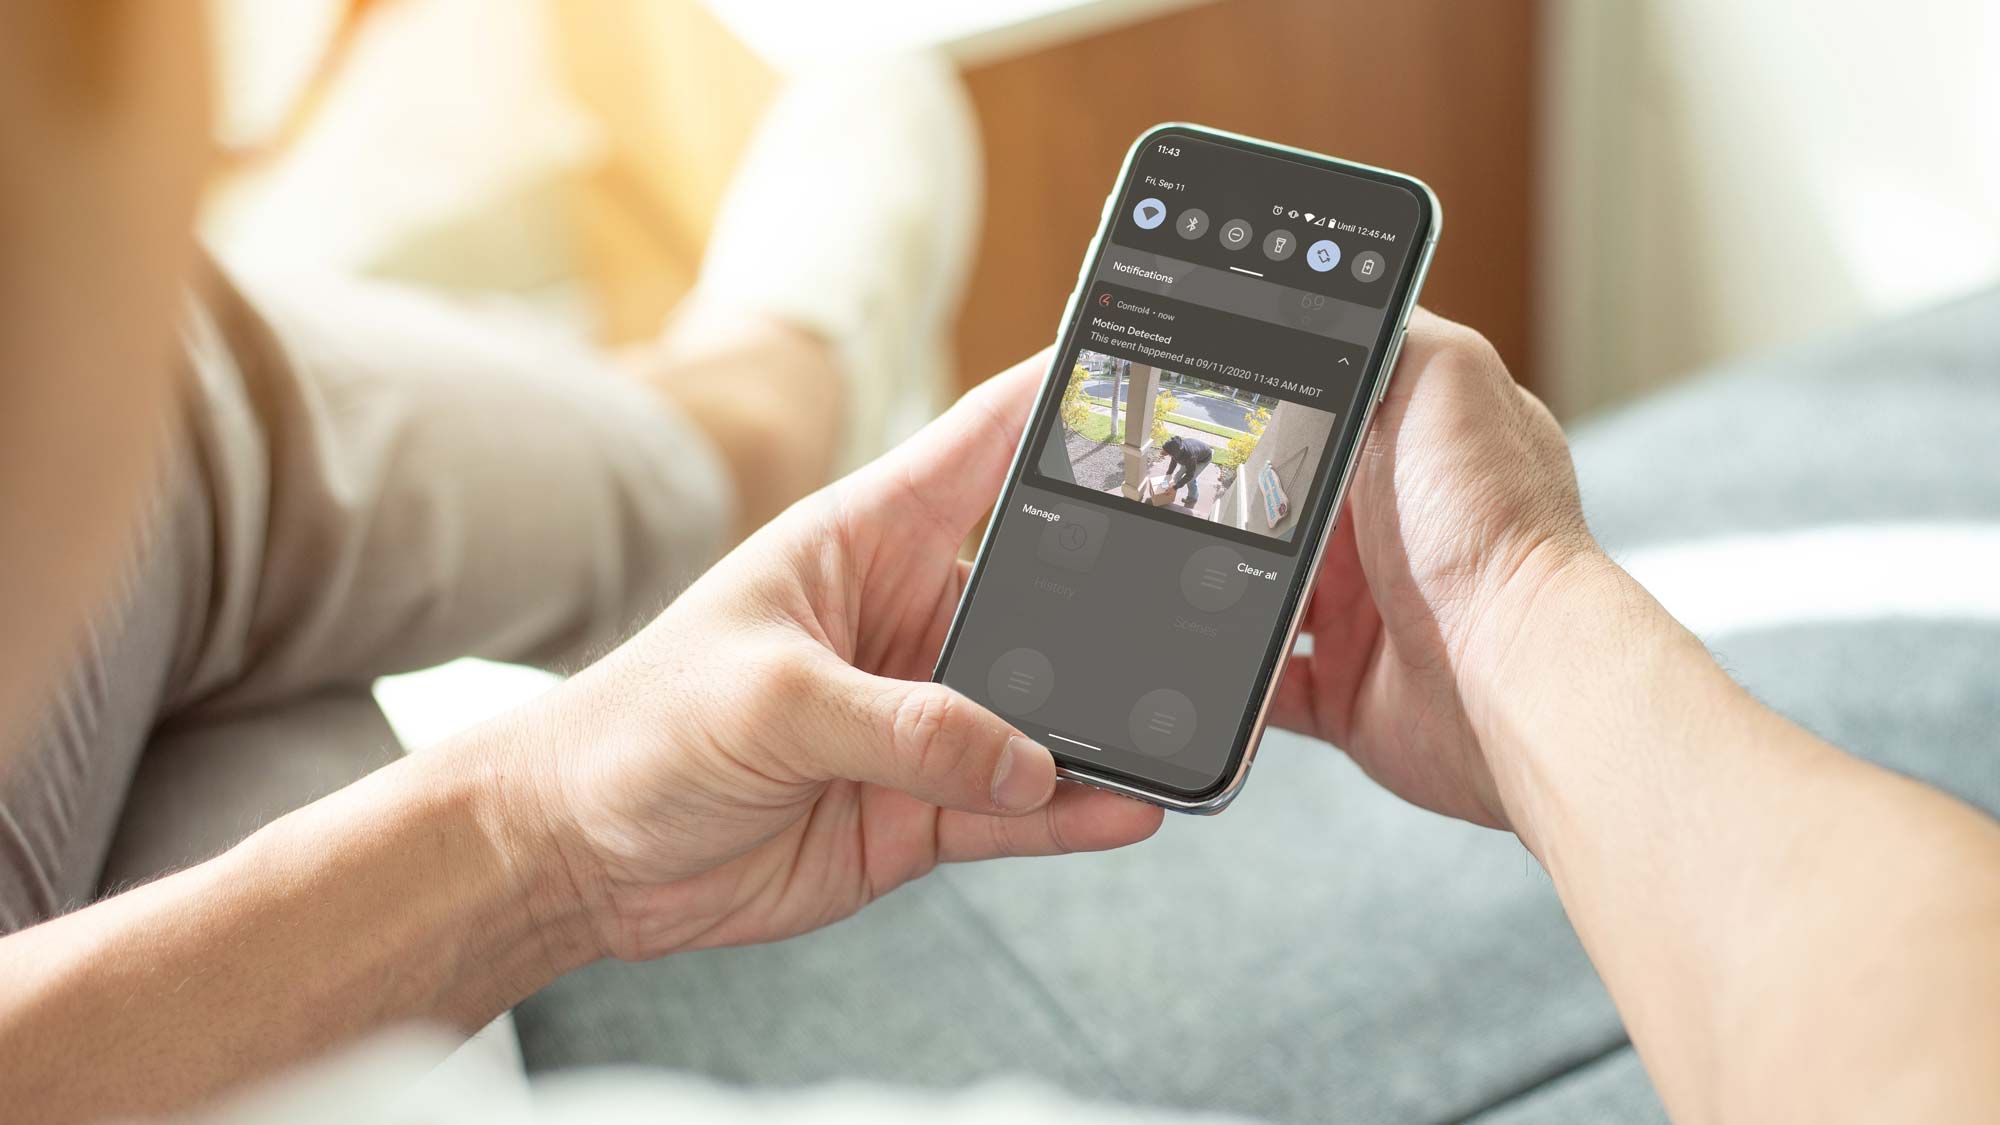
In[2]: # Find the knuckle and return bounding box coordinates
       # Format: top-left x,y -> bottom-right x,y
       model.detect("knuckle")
734,647 -> 823,778
758,648 -> 819,719
891,686 -> 974,781
1515,384 -> 1558,427
1431,322 -> 1503,373
987,812 -> 1029,859
756,644 -> 833,724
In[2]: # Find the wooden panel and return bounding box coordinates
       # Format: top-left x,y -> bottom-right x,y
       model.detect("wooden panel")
549,0 -> 1538,388
958,0 -> 1539,390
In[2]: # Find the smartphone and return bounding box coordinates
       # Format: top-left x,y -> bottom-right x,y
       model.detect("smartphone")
933,123 -> 1440,813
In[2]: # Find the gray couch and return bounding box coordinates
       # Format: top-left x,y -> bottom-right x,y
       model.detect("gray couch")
511,287 -> 2000,1123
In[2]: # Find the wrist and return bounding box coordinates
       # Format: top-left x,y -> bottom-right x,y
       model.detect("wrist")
196,734 -> 605,1033
1455,538 -> 1682,854
435,697 -> 607,984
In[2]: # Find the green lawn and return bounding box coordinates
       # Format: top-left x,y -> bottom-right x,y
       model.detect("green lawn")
1066,409 -> 1119,444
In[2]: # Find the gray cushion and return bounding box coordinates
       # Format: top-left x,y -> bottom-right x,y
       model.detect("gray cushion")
519,741 -> 1617,1125
1577,287 -> 2000,548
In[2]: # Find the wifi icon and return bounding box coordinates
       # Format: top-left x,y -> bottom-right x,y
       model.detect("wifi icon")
1304,212 -> 1316,222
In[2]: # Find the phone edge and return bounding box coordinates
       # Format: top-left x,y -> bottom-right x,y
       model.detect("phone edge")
934,121 -> 1444,815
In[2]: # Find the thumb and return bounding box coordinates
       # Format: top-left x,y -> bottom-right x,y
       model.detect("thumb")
798,659 -> 1058,815
847,348 -> 1051,541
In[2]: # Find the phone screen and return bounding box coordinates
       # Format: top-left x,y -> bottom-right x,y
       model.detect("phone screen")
936,128 -> 1436,805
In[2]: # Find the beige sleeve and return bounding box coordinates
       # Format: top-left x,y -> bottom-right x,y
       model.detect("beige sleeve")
165,261 -> 734,718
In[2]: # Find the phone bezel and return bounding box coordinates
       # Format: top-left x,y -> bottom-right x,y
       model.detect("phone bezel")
932,122 -> 1441,813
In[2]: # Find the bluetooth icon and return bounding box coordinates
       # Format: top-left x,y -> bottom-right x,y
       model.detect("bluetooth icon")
1175,207 -> 1210,240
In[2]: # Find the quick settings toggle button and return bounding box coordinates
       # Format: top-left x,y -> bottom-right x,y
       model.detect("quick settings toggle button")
1180,544 -> 1250,611
1128,688 -> 1197,757
987,648 -> 1055,717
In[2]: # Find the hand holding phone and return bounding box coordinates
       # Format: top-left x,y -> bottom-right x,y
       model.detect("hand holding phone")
1267,306 -> 1594,830
935,124 -> 1441,812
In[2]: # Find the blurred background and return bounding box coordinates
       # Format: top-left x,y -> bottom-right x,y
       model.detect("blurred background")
203,0 -> 2000,424
153,4 -> 2000,1114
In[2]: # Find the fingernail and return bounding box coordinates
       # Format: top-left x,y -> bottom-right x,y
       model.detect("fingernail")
991,736 -> 1053,812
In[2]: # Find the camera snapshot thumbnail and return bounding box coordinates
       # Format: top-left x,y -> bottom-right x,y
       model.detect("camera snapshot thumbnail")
1036,349 -> 1337,542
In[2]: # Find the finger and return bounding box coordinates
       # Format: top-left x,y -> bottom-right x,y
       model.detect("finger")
1273,511 -> 1376,740
1399,305 -> 1476,353
1402,304 -> 1448,333
1392,308 -> 1512,401
850,348 -> 1054,538
936,784 -> 1165,862
1269,647 -> 1320,736
1306,513 -> 1379,647
797,660 -> 1058,816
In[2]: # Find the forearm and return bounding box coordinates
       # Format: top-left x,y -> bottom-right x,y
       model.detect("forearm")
0,727 -> 594,1122
1473,552 -> 2000,1123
